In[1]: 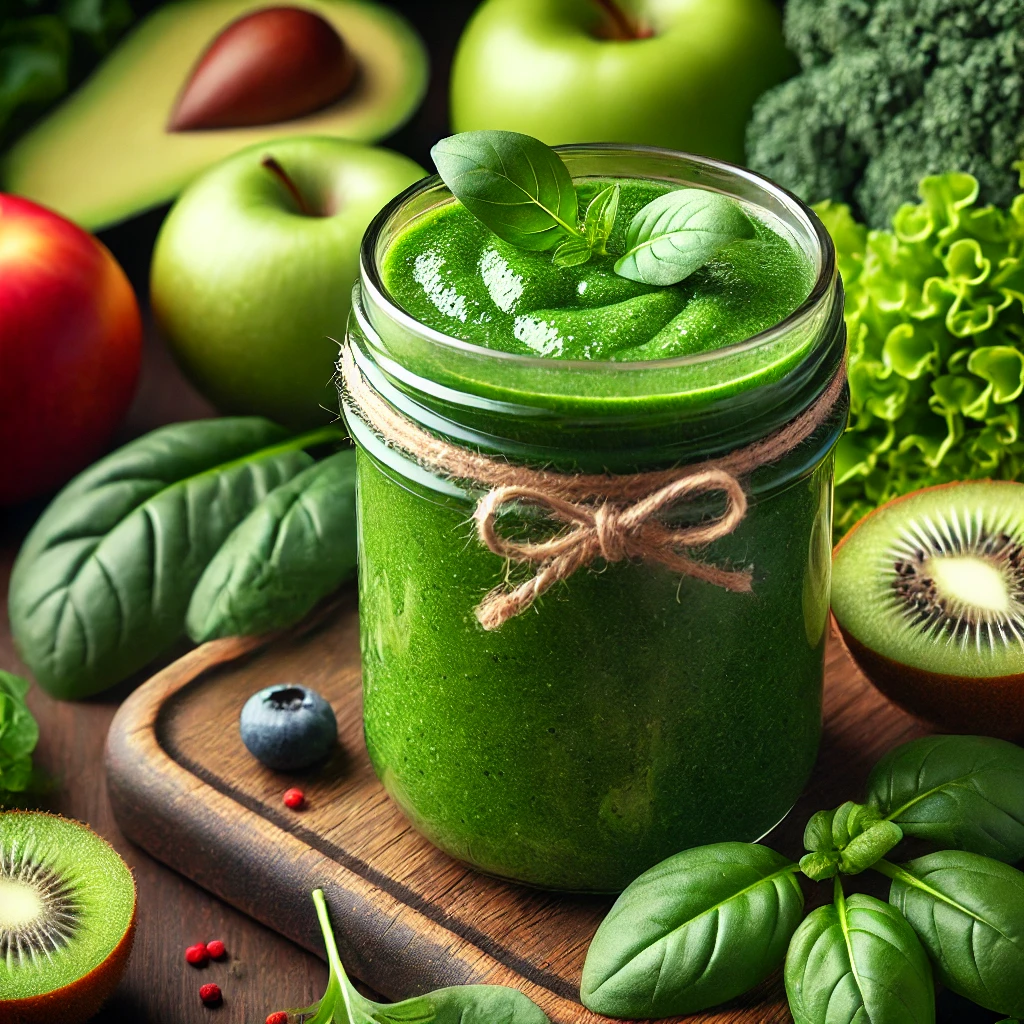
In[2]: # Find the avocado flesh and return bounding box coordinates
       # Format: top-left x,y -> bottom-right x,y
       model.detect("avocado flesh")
0,0 -> 427,230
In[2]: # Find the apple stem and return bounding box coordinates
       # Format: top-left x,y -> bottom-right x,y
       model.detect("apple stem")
591,0 -> 650,40
262,156 -> 314,216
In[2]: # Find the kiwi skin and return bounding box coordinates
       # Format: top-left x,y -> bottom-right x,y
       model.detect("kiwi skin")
2,812 -> 137,1024
832,481 -> 1024,740
833,615 -> 1024,739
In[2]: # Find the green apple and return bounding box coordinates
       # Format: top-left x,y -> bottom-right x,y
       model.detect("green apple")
450,0 -> 794,165
151,136 -> 424,427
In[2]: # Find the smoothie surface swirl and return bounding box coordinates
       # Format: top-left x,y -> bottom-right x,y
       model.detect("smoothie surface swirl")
380,178 -> 814,361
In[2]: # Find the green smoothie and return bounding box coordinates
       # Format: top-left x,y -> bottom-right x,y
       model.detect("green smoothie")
380,179 -> 812,362
349,163 -> 844,892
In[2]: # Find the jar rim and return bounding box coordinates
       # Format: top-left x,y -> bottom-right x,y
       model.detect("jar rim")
358,142 -> 836,375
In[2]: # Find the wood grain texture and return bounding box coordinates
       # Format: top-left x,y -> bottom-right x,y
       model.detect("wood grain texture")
106,591 -> 933,1024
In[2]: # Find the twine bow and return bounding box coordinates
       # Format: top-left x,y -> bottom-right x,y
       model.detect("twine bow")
473,473 -> 752,631
338,344 -> 846,631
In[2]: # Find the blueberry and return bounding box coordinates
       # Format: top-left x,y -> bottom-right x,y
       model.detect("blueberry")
239,684 -> 338,771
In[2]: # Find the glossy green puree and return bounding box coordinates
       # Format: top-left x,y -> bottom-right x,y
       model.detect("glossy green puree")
356,176 -> 834,892
380,179 -> 812,363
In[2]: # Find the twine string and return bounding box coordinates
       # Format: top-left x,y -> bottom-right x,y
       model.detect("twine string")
339,345 -> 845,630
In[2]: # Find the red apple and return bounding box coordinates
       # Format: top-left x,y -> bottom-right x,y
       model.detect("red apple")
0,194 -> 142,504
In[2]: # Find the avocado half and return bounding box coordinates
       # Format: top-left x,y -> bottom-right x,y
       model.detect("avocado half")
0,0 -> 427,230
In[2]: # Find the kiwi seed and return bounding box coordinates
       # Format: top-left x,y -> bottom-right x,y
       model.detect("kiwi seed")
0,849 -> 82,962
886,509 -> 1024,649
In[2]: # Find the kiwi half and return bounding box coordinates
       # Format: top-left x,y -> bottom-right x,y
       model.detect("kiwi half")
831,481 -> 1024,738
0,812 -> 137,1024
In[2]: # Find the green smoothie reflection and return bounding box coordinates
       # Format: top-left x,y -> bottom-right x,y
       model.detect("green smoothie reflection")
353,166 -> 840,892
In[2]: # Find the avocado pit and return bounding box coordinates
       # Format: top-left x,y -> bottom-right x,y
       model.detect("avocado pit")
169,6 -> 358,131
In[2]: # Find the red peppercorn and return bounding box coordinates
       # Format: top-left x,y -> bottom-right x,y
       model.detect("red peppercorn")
200,982 -> 222,1007
185,942 -> 209,966
207,939 -> 227,960
266,1013 -> 289,1024
283,787 -> 305,809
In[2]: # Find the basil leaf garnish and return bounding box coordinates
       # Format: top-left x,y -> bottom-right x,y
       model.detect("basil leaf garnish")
431,130 -> 580,251
614,188 -> 756,286
580,842 -> 803,1018
552,236 -> 593,269
8,419 -> 341,698
583,183 -> 620,254
186,450 -> 357,642
866,735 -> 1024,863
785,888 -> 935,1024
884,852 -> 1024,1017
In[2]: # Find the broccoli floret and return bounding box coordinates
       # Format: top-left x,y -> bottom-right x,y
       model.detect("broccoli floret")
747,0 -> 1024,227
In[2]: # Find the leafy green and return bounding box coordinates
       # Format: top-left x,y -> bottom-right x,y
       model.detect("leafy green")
0,670 -> 39,805
866,735 -> 1024,864
430,131 -> 581,252
8,419 -> 344,699
801,802 -> 903,879
614,188 -> 755,286
186,450 -> 357,643
580,842 -> 803,1018
551,185 -> 620,269
882,852 -> 1024,1016
816,173 -> 1024,537
785,883 -> 934,1024
582,183 -> 619,257
746,0 -> 1024,229
0,0 -> 139,146
283,889 -> 550,1024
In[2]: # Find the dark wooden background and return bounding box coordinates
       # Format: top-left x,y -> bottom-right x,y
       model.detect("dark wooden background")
0,1 -> 1002,1020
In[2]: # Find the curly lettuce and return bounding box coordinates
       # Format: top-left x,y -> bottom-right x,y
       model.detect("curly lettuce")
0,669 -> 40,806
819,172 -> 1024,538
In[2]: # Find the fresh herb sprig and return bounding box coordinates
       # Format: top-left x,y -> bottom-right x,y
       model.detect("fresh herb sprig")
430,131 -> 754,283
0,670 -> 41,807
581,734 -> 1024,1022
273,888 -> 550,1023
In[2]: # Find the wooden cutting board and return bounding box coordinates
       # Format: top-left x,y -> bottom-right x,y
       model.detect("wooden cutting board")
105,589 -> 929,1024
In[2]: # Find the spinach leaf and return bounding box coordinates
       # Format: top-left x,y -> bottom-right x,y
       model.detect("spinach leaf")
580,842 -> 803,1018
614,188 -> 755,286
882,852 -> 1024,1016
866,735 -> 1024,863
393,986 -> 549,1024
186,450 -> 357,642
0,670 -> 39,804
286,889 -> 549,1024
9,419 -> 340,699
431,131 -> 580,251
785,886 -> 934,1024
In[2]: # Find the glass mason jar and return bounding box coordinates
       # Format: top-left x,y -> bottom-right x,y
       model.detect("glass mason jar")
342,145 -> 847,893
